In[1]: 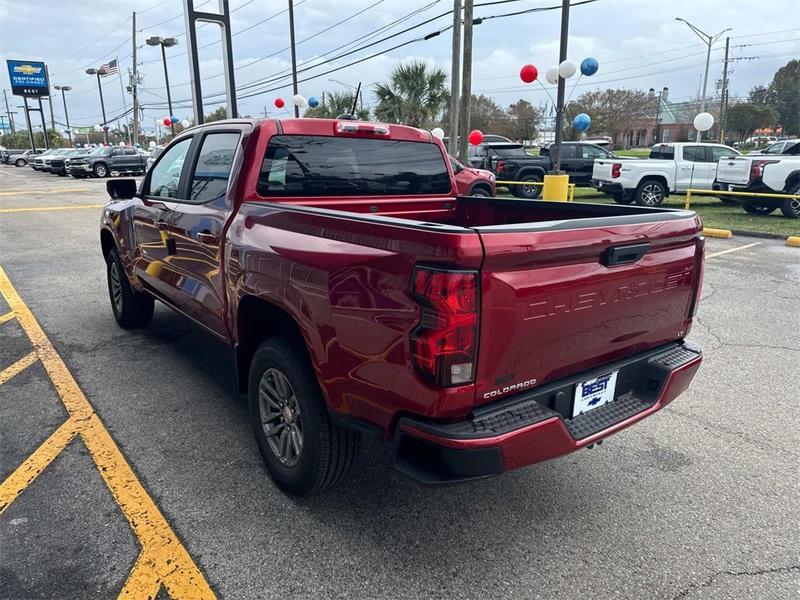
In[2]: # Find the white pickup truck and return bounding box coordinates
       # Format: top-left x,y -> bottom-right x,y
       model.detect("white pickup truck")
715,141 -> 800,218
593,142 -> 740,206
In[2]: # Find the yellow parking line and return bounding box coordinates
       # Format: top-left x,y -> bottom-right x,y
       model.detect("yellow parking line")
0,204 -> 105,214
0,351 -> 38,386
0,265 -> 215,599
0,188 -> 91,196
706,241 -> 761,259
0,311 -> 14,324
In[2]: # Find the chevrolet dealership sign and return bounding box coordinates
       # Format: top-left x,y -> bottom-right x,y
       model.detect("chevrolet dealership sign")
7,59 -> 50,97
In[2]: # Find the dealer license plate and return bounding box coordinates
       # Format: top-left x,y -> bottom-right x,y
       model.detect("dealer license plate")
572,371 -> 619,418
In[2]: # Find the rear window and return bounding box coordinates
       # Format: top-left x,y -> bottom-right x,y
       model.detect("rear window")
257,135 -> 451,197
490,146 -> 528,158
649,145 -> 675,159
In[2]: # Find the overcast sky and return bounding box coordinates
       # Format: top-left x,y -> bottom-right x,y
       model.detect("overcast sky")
1,0 -> 798,133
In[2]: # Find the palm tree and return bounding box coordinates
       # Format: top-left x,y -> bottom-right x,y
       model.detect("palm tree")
304,91 -> 370,120
373,61 -> 449,128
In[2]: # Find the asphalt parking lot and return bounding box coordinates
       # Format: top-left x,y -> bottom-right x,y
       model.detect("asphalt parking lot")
1,165 -> 798,600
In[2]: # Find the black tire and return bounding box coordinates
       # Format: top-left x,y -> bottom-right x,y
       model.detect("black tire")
105,247 -> 154,328
249,337 -> 359,497
469,186 -> 492,197
93,162 -> 109,178
742,201 -> 776,216
57,172 -> 66,177
780,183 -> 800,218
514,174 -> 543,199
635,179 -> 668,206
612,191 -> 634,204
15,159 -> 25,167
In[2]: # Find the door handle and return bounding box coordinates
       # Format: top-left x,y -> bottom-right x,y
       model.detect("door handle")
197,232 -> 217,245
154,220 -> 169,230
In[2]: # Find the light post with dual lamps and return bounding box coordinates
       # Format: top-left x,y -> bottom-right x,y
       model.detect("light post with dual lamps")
85,67 -> 109,144
53,85 -> 73,146
146,36 -> 179,135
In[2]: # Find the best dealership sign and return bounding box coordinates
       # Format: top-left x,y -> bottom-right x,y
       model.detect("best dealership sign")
6,59 -> 50,97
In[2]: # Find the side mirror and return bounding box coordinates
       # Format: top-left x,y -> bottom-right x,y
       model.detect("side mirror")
452,162 -> 464,174
107,179 -> 137,200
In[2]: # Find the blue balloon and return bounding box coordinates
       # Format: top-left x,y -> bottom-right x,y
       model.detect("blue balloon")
170,115 -> 179,123
573,113 -> 592,132
308,96 -> 320,108
580,57 -> 599,76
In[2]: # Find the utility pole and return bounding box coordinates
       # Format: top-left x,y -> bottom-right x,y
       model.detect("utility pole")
718,36 -> 730,144
456,0 -> 473,163
448,0 -> 461,155
288,0 -> 300,118
3,89 -> 14,133
45,65 -> 56,135
132,11 -> 139,145
551,0 -> 570,172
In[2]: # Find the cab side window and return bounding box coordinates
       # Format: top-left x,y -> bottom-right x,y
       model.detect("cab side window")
189,132 -> 240,203
580,145 -> 608,159
710,146 -> 737,161
146,138 -> 192,199
683,146 -> 707,162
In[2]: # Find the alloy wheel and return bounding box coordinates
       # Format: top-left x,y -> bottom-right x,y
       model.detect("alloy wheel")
108,261 -> 124,315
258,368 -> 303,467
641,183 -> 663,205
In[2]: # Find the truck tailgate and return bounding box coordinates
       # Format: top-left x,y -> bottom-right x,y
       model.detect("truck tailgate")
474,217 -> 701,405
592,159 -> 615,181
716,156 -> 751,185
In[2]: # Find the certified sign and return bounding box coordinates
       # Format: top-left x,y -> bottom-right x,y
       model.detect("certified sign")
6,60 -> 50,97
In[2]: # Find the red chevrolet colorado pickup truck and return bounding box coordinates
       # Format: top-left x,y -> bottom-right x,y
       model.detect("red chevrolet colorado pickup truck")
101,118 -> 704,496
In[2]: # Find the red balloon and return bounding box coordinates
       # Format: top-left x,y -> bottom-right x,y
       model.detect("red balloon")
274,97 -> 285,109
468,130 -> 484,145
163,117 -> 171,126
520,64 -> 538,83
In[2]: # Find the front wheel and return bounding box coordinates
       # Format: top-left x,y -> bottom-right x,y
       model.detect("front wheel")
635,179 -> 668,206
93,163 -> 109,178
780,183 -> 800,218
15,159 -> 25,167
106,248 -> 154,328
742,201 -> 776,216
249,337 -> 359,497
469,186 -> 492,198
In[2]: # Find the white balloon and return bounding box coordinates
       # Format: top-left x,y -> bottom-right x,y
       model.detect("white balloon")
545,67 -> 559,85
181,119 -> 191,128
94,124 -> 102,132
431,127 -> 445,139
558,60 -> 577,79
693,112 -> 714,132
292,94 -> 307,107
149,140 -> 156,148
119,141 -> 126,147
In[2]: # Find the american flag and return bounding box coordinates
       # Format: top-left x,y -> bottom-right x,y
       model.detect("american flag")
100,59 -> 118,77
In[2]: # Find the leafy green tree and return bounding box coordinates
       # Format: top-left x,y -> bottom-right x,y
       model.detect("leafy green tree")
304,91 -> 369,120
468,94 -> 506,134
205,106 -> 228,122
748,59 -> 799,136
570,89 -> 653,146
506,99 -> 541,142
0,129 -> 65,149
725,103 -> 778,143
373,61 -> 449,128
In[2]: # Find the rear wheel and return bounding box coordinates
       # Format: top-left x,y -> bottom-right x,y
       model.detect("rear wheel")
249,337 -> 359,497
780,183 -> 800,218
514,174 -> 543,199
635,179 -> 667,206
106,247 -> 154,328
742,201 -> 776,216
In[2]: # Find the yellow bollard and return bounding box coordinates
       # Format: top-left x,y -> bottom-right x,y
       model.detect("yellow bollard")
787,236 -> 800,248
542,174 -> 569,201
703,228 -> 733,239
684,189 -> 692,210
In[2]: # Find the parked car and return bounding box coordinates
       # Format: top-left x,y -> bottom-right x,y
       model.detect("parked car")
145,146 -> 164,172
9,149 -> 44,167
748,139 -> 800,156
35,148 -> 74,173
1,149 -> 27,164
51,149 -> 90,176
450,155 -> 496,197
592,142 -> 740,206
31,149 -> 58,171
468,141 -> 617,199
100,117 -> 703,496
67,145 -> 146,178
715,140 -> 800,218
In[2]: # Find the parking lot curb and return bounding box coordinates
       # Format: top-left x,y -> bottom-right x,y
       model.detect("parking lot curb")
786,236 -> 800,248
702,228 -> 733,239
729,229 -> 789,240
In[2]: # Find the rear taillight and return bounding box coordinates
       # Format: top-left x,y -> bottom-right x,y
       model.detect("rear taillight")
496,160 -> 505,173
410,267 -> 479,387
750,159 -> 778,182
688,237 -> 705,319
611,162 -> 622,178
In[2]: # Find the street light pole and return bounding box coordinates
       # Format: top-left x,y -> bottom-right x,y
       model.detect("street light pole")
86,68 -> 109,144
54,85 -> 73,146
288,0 -> 300,118
675,18 -> 731,142
147,36 -> 179,135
